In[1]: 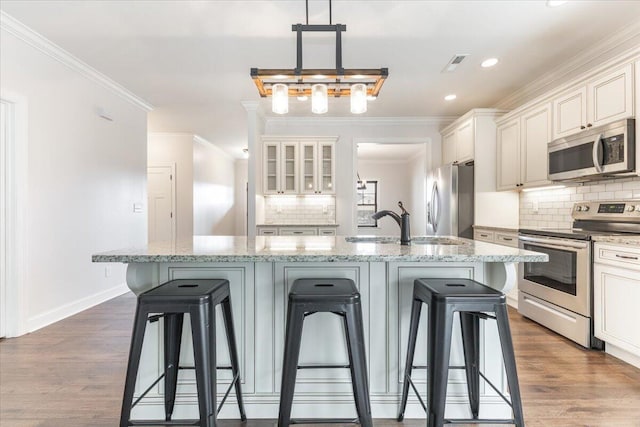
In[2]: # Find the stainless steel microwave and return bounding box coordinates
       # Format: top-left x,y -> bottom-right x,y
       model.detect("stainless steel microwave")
548,118 -> 635,181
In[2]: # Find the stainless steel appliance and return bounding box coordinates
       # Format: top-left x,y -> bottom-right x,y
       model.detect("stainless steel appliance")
518,200 -> 640,348
548,118 -> 635,182
427,162 -> 474,238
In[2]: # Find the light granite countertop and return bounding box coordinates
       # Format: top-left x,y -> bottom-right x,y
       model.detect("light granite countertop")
92,235 -> 548,263
473,225 -> 519,233
592,235 -> 640,248
257,223 -> 339,227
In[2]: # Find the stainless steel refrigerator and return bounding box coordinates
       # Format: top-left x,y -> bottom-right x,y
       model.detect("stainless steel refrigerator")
427,162 -> 474,238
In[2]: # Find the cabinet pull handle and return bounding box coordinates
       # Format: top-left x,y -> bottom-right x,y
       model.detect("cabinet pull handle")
502,237 -> 513,241
480,234 -> 488,237
293,231 -> 303,234
615,254 -> 638,260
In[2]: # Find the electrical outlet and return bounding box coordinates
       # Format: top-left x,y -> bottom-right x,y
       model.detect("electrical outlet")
323,204 -> 328,214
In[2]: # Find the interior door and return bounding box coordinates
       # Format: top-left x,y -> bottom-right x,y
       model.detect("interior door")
147,164 -> 176,245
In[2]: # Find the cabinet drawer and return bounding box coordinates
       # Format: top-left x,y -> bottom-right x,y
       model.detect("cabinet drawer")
495,233 -> 518,248
257,227 -> 278,236
318,228 -> 336,236
474,229 -> 495,243
278,228 -> 318,236
594,243 -> 640,271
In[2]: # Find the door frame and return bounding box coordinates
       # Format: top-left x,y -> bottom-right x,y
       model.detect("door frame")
1,90 -> 29,337
147,162 -> 177,246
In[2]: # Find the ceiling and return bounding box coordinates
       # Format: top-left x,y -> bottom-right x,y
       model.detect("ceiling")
2,1 -> 640,158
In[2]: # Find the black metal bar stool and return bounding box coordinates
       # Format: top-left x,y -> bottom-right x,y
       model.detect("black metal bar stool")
397,278 -> 524,427
120,279 -> 246,427
278,278 -> 373,427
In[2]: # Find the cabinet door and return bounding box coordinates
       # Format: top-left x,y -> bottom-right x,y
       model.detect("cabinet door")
280,142 -> 299,194
456,119 -> 474,163
588,63 -> 634,128
521,103 -> 552,188
442,131 -> 456,165
318,141 -> 335,194
594,264 -> 640,357
496,119 -> 521,190
299,141 -> 317,194
553,86 -> 587,139
263,142 -> 280,194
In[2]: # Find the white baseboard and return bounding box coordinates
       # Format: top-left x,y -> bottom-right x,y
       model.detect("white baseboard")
606,343 -> 640,370
26,283 -> 129,333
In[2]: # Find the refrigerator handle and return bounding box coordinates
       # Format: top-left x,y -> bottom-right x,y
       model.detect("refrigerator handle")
431,182 -> 440,233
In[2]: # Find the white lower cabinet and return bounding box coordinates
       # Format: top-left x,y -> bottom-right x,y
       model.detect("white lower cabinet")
474,227 -> 519,308
594,242 -> 640,369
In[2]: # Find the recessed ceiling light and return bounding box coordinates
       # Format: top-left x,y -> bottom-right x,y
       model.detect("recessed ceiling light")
444,94 -> 457,101
546,0 -> 567,7
481,58 -> 499,68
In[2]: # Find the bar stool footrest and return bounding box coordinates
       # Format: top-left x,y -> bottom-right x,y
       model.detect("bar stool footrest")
129,420 -> 200,426
290,418 -> 359,424
444,419 -> 516,424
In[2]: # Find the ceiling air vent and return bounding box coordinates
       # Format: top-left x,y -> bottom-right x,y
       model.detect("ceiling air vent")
442,54 -> 469,73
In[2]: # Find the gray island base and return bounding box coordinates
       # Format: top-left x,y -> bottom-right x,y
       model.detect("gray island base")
93,235 -> 547,420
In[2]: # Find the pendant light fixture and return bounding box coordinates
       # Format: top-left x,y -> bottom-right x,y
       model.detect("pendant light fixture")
251,0 -> 388,115
272,83 -> 289,114
311,84 -> 328,114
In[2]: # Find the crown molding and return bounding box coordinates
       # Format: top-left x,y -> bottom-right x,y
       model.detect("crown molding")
0,11 -> 153,112
265,115 -> 457,127
495,19 -> 640,110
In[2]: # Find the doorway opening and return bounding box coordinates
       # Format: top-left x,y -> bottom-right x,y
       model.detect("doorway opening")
356,142 -> 428,236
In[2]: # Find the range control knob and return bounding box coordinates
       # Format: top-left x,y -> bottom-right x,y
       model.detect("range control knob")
626,205 -> 636,212
579,205 -> 590,212
635,205 -> 640,212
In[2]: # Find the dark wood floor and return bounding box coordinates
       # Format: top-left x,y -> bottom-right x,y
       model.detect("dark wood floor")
1,292 -> 639,427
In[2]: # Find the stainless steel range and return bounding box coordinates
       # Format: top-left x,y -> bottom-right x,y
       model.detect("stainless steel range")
518,199 -> 640,349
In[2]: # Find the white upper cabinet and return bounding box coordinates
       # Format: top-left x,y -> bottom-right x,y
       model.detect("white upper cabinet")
263,140 -> 299,194
552,63 -> 634,140
497,102 -> 552,191
442,130 -> 457,165
299,139 -> 336,194
262,137 -> 335,195
496,118 -> 521,190
441,118 -> 474,165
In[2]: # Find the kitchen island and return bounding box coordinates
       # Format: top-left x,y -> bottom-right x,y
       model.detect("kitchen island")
93,235 -> 546,420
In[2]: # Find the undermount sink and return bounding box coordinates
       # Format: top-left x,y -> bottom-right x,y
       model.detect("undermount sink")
345,236 -> 469,246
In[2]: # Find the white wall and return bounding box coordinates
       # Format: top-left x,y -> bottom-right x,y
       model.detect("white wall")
234,158 -> 248,236
408,149 -> 428,235
148,133 -> 194,241
264,118 -> 446,235
193,137 -> 236,235
357,160 -> 412,236
0,24 -> 148,334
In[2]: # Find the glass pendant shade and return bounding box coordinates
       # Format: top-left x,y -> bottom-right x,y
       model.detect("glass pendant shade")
350,83 -> 367,114
272,83 -> 289,114
311,84 -> 328,114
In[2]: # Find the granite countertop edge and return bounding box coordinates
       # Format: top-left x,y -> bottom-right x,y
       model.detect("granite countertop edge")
592,235 -> 640,247
473,225 -> 520,233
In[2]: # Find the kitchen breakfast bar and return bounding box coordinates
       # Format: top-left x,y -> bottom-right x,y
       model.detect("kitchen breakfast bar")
92,235 -> 546,421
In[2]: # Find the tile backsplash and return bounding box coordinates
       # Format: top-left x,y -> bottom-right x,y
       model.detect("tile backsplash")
519,176 -> 640,229
264,195 -> 336,224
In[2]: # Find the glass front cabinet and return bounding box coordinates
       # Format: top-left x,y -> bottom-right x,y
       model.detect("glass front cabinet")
262,137 -> 336,195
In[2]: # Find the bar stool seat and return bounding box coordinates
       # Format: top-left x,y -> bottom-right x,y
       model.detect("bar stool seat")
120,279 -> 246,427
278,278 -> 373,427
398,278 -> 524,427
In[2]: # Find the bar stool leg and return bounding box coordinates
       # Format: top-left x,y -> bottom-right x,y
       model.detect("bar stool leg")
460,312 -> 480,419
278,303 -> 306,427
428,302 -> 454,427
398,297 -> 423,421
221,295 -> 247,421
191,303 -> 217,427
495,304 -> 525,427
344,303 -> 373,427
120,305 -> 150,427
164,313 -> 184,421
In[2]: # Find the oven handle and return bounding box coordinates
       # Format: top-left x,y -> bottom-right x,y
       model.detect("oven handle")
519,235 -> 589,250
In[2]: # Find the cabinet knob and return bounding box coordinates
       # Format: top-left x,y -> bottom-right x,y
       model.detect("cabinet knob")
580,125 -> 586,130
587,123 -> 593,128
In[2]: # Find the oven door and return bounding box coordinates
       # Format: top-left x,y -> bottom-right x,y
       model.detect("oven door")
518,234 -> 591,317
